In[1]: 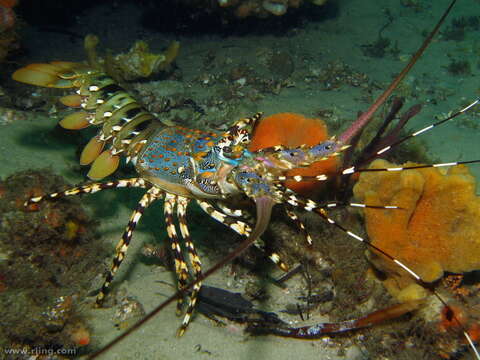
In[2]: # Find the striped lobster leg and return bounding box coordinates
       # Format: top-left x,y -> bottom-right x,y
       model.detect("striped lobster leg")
196,200 -> 290,272
164,194 -> 190,317
196,200 -> 252,238
23,177 -> 165,306
25,178 -> 148,205
176,196 -> 202,336
284,207 -> 313,246
96,186 -> 164,306
164,194 -> 209,336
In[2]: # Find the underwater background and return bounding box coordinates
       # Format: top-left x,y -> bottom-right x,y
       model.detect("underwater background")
0,0 -> 479,359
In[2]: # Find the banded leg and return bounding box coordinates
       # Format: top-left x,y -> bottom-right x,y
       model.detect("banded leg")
25,178 -> 147,206
279,191 -> 424,279
196,200 -> 252,237
196,200 -> 289,271
96,186 -> 163,306
303,202 -> 479,357
217,202 -> 246,218
284,207 -> 313,245
164,193 -> 189,315
176,196 -> 201,336
216,202 -> 290,271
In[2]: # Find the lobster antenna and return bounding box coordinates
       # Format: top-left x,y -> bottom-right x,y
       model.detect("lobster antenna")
339,98 -> 480,175
367,98 -> 480,158
270,98 -> 480,183
320,209 -> 480,359
343,159 -> 480,175
281,192 -> 480,359
337,0 -> 458,145
265,95 -> 479,183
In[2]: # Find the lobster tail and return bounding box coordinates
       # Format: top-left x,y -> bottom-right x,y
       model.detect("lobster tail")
13,62 -> 160,180
12,62 -> 87,88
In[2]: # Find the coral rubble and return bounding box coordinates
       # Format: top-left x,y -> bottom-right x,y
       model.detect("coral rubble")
84,34 -> 180,81
353,159 -> 480,296
0,170 -> 106,353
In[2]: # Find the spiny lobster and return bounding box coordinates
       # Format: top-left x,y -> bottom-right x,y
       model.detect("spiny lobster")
10,0 -> 480,358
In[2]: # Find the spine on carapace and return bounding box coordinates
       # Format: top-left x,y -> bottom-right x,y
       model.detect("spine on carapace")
13,62 -> 160,180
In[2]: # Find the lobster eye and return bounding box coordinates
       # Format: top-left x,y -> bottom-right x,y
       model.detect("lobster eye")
223,146 -> 232,153
325,144 -> 333,150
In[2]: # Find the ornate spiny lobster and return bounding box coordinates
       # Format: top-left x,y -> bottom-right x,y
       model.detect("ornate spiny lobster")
10,0 -> 480,358
13,60 -> 347,333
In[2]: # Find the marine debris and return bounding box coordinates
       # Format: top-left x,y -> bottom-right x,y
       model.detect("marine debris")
84,34 -> 180,81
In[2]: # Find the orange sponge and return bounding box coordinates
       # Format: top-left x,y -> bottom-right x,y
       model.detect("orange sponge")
0,0 -> 17,8
249,113 -> 338,194
353,159 -> 480,293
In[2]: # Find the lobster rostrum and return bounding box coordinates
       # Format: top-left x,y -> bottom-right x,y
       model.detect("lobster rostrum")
11,0 -> 480,357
